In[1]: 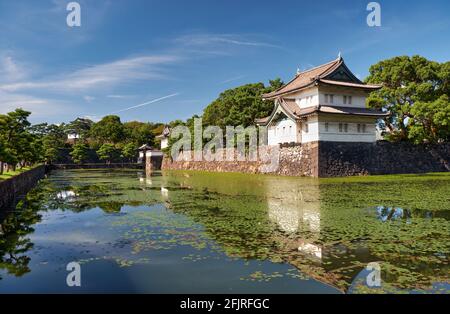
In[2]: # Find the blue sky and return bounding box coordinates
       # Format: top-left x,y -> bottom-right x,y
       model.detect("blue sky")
0,0 -> 449,124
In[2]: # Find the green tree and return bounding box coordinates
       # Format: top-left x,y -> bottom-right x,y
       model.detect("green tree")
366,55 -> 449,143
121,142 -> 136,162
65,118 -> 93,139
408,95 -> 450,144
90,115 -> 124,144
42,124 -> 66,164
0,109 -> 32,171
70,143 -> 89,164
123,121 -> 158,146
97,143 -> 119,164
202,79 -> 283,128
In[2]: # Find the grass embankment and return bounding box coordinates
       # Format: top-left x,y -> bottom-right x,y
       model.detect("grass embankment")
0,165 -> 38,181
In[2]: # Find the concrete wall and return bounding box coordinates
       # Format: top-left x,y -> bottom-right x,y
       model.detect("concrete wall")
0,165 -> 47,211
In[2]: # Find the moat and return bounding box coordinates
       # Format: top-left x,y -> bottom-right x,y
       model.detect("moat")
0,169 -> 449,293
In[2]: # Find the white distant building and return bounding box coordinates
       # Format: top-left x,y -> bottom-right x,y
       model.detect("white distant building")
156,125 -> 171,150
256,56 -> 387,145
67,132 -> 80,144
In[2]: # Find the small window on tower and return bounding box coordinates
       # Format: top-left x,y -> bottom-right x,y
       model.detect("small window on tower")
344,123 -> 348,133
325,94 -> 329,103
348,96 -> 352,105
343,96 -> 347,104
330,94 -> 334,103
339,123 -> 343,132
325,122 -> 329,132
362,124 -> 367,133
305,123 -> 309,133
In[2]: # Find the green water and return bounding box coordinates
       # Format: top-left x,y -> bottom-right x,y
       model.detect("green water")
0,169 -> 449,293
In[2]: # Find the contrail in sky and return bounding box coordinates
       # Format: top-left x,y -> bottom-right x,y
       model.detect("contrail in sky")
111,93 -> 179,114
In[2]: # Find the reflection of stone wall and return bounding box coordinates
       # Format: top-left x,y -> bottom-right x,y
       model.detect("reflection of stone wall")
0,165 -> 47,211
318,141 -> 450,177
50,163 -> 143,170
163,141 -> 450,177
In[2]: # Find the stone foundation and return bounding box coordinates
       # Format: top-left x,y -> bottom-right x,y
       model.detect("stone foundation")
162,142 -> 319,176
318,141 -> 450,177
162,141 -> 450,177
146,155 -> 163,173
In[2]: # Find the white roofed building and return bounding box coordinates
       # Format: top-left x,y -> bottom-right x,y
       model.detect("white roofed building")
256,56 -> 387,145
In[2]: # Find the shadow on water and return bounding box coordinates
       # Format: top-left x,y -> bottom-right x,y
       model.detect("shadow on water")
0,168 -> 449,293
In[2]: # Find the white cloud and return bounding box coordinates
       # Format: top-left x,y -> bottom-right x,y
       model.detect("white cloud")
0,55 -> 29,82
0,90 -> 75,119
107,94 -> 134,99
174,33 -> 282,49
83,95 -> 95,102
0,54 -> 180,93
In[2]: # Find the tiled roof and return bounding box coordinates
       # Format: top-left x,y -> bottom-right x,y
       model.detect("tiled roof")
262,57 -> 381,99
316,105 -> 388,117
254,116 -> 270,124
263,58 -> 341,99
138,144 -> 154,150
255,100 -> 388,126
319,79 -> 382,89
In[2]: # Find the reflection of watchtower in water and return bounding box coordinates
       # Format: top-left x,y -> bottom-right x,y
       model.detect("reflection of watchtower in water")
265,179 -> 323,258
264,179 -> 374,291
138,144 -> 163,173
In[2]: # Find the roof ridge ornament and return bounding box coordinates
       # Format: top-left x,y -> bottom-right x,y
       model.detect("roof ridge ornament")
338,51 -> 342,60
296,67 -> 301,76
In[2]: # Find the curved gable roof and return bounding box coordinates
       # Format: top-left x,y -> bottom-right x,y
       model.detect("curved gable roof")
263,57 -> 381,99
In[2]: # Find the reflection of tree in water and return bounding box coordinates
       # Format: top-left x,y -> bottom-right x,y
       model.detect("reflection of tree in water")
0,197 -> 42,280
97,202 -> 123,213
162,173 -> 450,293
39,174 -> 161,213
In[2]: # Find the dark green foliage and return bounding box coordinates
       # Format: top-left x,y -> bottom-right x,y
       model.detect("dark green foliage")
70,143 -> 89,164
97,143 -> 120,164
202,79 -> 283,128
366,56 -> 450,143
90,115 -> 125,144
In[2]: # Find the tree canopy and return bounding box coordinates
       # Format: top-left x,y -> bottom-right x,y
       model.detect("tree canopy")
202,79 -> 283,128
90,115 -> 125,144
366,55 -> 450,143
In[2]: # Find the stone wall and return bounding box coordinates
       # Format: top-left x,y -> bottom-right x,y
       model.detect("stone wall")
318,141 -> 450,177
162,141 -> 450,178
145,155 -> 163,173
0,165 -> 47,211
161,142 -> 319,176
